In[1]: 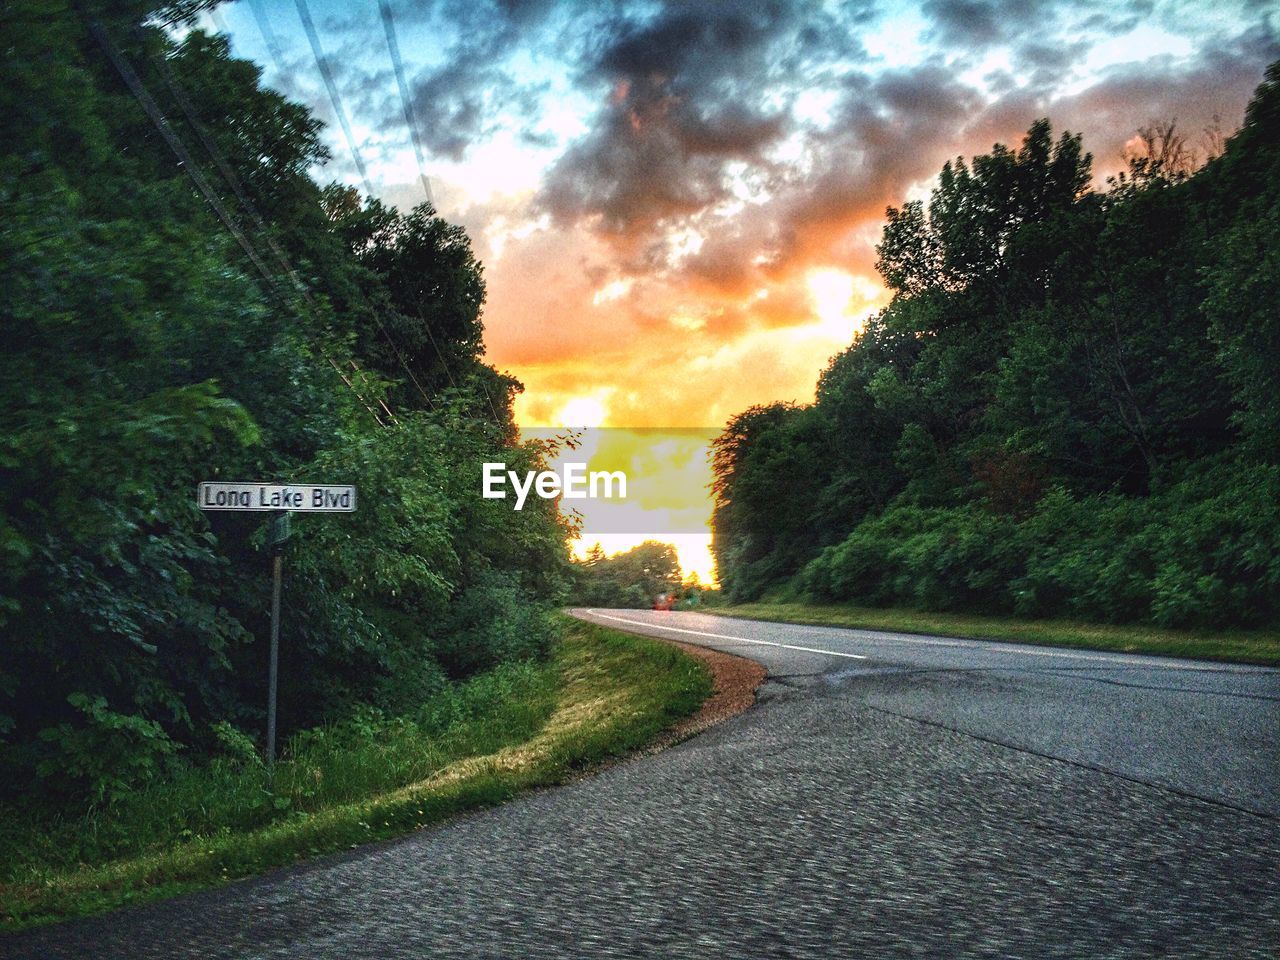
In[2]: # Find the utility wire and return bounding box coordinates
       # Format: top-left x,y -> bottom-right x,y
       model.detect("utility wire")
148,41 -> 415,421
377,0 -> 433,205
156,21 -> 446,422
237,6 -> 491,422
245,0 -> 285,73
207,6 -> 230,37
165,8 -> 501,427
369,312 -> 438,412
149,46 -> 304,294
229,2 -> 497,425
417,305 -> 506,425
374,1 -> 497,421
81,10 -> 386,427
293,0 -> 376,198
87,15 -> 275,296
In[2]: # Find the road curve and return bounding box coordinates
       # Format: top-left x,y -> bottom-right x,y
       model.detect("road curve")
5,608 -> 1277,959
576,607 -> 1280,816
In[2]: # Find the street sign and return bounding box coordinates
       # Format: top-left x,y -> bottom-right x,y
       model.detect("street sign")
198,482 -> 356,512
196,481 -> 357,784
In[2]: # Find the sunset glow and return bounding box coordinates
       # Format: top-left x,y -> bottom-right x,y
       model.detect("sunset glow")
206,0 -> 1276,579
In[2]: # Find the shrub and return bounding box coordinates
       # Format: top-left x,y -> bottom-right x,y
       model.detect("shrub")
35,694 -> 180,806
798,461 -> 1280,628
434,571 -> 556,677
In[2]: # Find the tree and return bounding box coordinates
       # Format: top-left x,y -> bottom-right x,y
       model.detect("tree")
0,2 -> 569,809
709,67 -> 1280,627
572,541 -> 682,607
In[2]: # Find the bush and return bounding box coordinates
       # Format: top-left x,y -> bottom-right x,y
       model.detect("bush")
799,461 -> 1280,628
35,694 -> 180,806
434,571 -> 556,677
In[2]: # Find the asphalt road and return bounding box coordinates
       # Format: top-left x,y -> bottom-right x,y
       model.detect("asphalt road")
7,609 -> 1278,959
580,608 -> 1280,817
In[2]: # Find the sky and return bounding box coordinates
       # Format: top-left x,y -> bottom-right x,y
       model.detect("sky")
203,0 -> 1278,579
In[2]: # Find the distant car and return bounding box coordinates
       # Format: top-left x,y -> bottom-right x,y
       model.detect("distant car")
653,593 -> 676,611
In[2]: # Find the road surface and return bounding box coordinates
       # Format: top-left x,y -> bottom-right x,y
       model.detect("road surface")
6,608 -> 1278,959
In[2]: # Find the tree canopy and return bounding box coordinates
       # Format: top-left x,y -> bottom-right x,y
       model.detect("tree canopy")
573,541 -> 683,608
0,1 -> 570,808
712,63 -> 1280,628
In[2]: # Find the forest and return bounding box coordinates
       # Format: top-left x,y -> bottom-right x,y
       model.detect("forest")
0,0 -> 571,814
712,62 -> 1280,630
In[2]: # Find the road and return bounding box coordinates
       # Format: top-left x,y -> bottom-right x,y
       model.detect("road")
581,608 -> 1280,817
6,609 -> 1278,959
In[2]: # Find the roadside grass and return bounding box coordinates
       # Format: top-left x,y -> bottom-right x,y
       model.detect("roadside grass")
709,602 -> 1280,665
0,617 -> 711,932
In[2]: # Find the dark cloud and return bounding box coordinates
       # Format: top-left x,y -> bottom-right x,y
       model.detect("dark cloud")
250,0 -> 1280,337
1029,20 -> 1280,171
673,62 -> 988,295
403,58 -> 543,161
662,12 -> 1279,306
539,86 -> 787,235
536,1 -> 854,238
1012,37 -> 1092,87
920,0 -> 1051,49
369,0 -> 561,161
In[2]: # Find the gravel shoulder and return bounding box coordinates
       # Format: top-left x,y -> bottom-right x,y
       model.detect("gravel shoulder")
645,636 -> 767,745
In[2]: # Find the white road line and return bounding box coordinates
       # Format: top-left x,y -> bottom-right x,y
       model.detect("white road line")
582,610 -> 1246,673
996,646 -> 1155,665
838,633 -> 1230,671
983,646 -> 1235,671
585,610 -> 868,660
836,631 -> 967,649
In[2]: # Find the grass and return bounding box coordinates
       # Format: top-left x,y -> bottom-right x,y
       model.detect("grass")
708,602 -> 1280,665
0,616 -> 712,932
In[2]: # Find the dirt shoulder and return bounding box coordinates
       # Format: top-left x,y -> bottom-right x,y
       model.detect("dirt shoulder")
645,637 -> 767,749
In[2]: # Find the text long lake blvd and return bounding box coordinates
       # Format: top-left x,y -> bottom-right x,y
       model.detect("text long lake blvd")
198,483 -> 357,512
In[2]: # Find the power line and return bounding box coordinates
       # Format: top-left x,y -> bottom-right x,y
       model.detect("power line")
149,44 -> 302,292
81,10 -> 387,427
369,312 -> 438,412
245,0 -> 285,73
224,3 -> 496,425
238,6 -> 492,422
150,10 -> 502,427
416,305 -> 506,425
293,0 -> 376,198
377,0 -> 433,206
87,16 -> 274,293
154,23 -> 447,421
146,40 -> 413,421
207,5 -> 231,38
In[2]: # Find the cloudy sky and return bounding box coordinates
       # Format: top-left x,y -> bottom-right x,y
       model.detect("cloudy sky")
202,0 -> 1276,576
207,0 -> 1277,429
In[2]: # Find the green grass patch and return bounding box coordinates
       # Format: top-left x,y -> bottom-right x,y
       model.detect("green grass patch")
710,602 -> 1280,665
0,617 -> 711,931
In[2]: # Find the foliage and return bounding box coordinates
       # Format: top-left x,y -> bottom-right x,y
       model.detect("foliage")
0,1 -> 569,812
435,570 -> 558,676
571,541 -> 683,607
35,694 -> 180,806
1,618 -> 712,930
797,460 -> 1280,628
712,65 -> 1280,629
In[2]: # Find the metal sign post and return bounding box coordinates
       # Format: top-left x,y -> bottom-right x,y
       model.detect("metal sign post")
198,483 -> 356,783
265,512 -> 290,781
